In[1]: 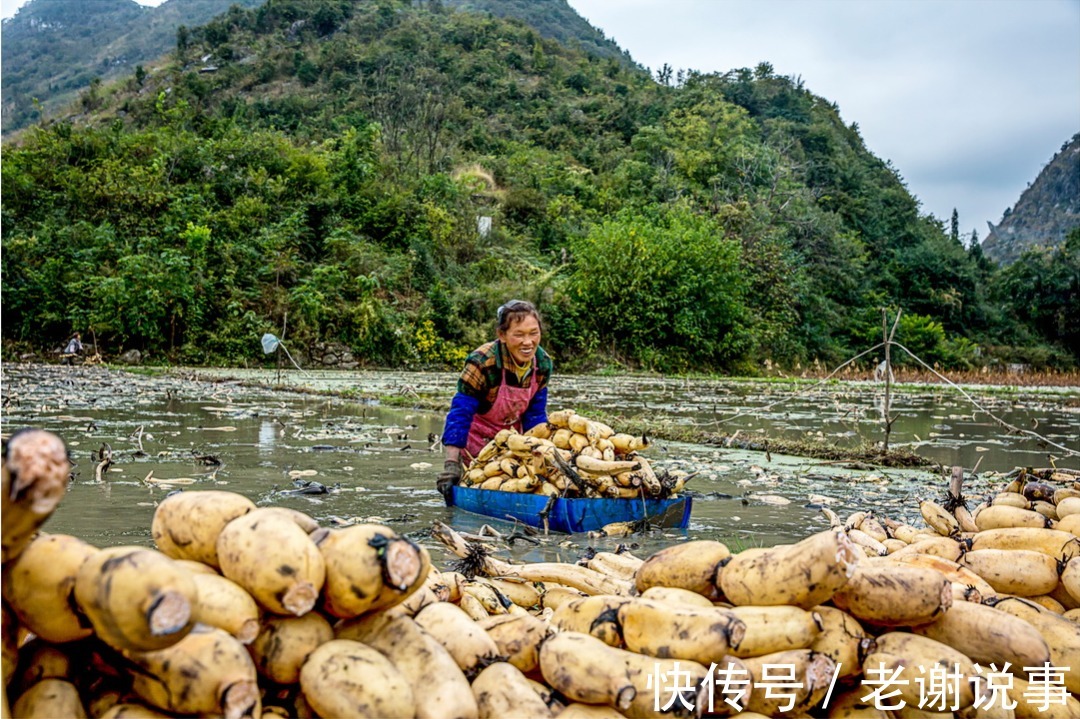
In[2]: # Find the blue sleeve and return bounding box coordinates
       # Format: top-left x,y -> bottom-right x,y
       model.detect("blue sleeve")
521,386 -> 549,432
443,392 -> 480,448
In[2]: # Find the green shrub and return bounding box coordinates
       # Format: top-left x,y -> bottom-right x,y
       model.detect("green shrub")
568,205 -> 750,370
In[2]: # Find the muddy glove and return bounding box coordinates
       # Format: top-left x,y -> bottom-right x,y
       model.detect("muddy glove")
436,460 -> 462,500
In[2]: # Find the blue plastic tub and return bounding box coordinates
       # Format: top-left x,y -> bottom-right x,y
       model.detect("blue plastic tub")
446,486 -> 692,533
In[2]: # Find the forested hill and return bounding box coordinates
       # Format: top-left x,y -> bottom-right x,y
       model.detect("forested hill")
441,0 -> 635,67
0,0 -> 629,134
1,0 -> 264,133
2,0 -> 1077,371
981,134 -> 1080,265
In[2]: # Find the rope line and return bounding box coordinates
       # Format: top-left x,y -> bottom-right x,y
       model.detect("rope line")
891,341 -> 1078,458
278,342 -> 309,375
692,340 -> 1077,459
706,343 -> 886,426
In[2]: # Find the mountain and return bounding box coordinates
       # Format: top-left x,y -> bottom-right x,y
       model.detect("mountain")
981,133 -> 1080,265
1,0 -> 263,133
2,0 -> 1074,369
442,0 -> 635,67
1,0 -> 634,135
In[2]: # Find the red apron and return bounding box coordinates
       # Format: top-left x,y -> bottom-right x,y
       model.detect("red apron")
465,367 -> 540,462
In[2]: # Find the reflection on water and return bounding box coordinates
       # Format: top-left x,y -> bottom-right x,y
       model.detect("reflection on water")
1,364 -> 1076,564
258,419 -> 278,452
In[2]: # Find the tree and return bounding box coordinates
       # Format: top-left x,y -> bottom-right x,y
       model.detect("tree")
568,206 -> 750,369
967,228 -> 994,278
656,63 -> 673,86
993,229 -> 1080,364
0,0 -> 1048,370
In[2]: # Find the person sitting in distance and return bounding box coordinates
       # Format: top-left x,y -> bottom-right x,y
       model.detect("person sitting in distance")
61,332 -> 83,365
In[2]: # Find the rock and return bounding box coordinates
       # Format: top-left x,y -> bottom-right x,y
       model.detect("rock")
982,134 -> 1079,264
308,342 -> 355,368
119,349 -> 142,365
287,19 -> 306,38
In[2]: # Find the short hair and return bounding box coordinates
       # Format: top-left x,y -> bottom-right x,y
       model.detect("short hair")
496,299 -> 541,333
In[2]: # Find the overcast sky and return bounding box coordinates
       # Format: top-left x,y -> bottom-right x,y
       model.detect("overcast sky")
0,0 -> 163,18
3,0 -> 1077,237
567,0 -> 1080,238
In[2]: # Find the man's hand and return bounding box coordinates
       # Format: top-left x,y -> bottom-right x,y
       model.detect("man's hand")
436,459 -> 462,500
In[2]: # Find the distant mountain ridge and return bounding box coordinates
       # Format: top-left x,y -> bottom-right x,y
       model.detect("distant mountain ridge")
1,0 -> 264,133
1,0 -> 634,134
981,133 -> 1080,264
442,0 -> 636,68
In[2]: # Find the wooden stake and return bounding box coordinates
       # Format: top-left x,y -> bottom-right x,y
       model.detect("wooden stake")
882,308 -> 902,452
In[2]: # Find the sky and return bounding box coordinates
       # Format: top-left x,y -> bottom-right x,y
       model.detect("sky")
2,0 -> 1077,237
1,0 -> 164,18
566,0 -> 1080,238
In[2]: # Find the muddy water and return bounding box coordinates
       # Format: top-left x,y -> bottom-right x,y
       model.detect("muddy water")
2,364 -> 1077,566
180,367 -> 1080,472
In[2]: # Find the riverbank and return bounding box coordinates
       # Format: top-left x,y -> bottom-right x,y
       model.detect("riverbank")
765,365 -> 1080,389
8,346 -> 1080,389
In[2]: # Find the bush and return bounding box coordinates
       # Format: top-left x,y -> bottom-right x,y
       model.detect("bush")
889,313 -> 980,370
568,205 -> 750,370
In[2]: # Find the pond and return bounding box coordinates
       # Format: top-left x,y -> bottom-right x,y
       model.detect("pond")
2,363 -> 1077,567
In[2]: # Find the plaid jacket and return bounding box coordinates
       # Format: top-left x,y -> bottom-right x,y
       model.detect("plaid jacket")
442,340 -> 552,448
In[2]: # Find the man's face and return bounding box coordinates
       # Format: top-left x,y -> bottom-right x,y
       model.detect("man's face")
499,315 -> 541,366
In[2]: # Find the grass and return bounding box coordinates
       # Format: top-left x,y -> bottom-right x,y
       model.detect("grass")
107,364 -> 168,377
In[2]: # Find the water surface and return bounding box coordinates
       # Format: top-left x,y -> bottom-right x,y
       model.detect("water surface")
2,364 -> 1076,565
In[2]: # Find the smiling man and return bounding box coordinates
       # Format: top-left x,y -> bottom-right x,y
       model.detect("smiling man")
436,300 -> 552,498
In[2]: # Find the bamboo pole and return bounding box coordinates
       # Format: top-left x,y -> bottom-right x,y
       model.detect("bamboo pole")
882,308 -> 901,452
